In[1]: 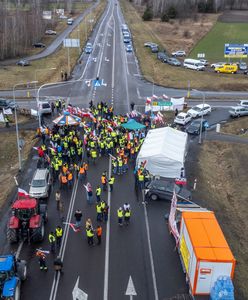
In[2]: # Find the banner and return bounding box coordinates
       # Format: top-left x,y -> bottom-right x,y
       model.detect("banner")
3,108 -> 13,115
0,113 -> 5,123
171,97 -> 185,111
18,188 -> 29,198
168,190 -> 180,246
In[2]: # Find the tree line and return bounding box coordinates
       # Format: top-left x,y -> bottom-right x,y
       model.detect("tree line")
131,0 -> 248,21
0,0 -> 78,60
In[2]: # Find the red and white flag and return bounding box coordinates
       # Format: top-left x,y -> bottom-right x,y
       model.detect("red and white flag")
18,188 -> 29,198
168,190 -> 180,246
162,94 -> 169,99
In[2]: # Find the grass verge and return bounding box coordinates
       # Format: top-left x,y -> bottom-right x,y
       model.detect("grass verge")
120,0 -> 248,91
0,0 -> 106,90
221,117 -> 248,135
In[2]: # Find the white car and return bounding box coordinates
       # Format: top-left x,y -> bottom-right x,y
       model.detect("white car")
45,30 -> 57,35
172,50 -> 186,57
239,100 -> 248,108
210,62 -> 226,68
174,112 -> 192,125
187,104 -> 211,118
199,59 -> 208,66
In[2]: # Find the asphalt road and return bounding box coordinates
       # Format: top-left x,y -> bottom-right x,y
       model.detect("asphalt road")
0,0 -> 245,299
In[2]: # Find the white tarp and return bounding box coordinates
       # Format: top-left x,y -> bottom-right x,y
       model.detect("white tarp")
136,127 -> 188,178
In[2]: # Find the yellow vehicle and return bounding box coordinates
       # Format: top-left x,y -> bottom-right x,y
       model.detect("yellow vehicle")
215,63 -> 238,74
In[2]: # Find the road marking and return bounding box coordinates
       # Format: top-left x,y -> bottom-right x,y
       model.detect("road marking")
72,277 -> 88,300
125,276 -> 137,299
105,57 -> 110,62
142,192 -> 159,300
15,241 -> 24,259
111,15 -> 116,103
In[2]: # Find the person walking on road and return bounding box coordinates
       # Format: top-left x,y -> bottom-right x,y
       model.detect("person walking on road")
54,256 -> 63,276
95,185 -> 101,202
58,199 -> 65,223
96,225 -> 102,245
74,209 -> 83,228
84,182 -> 93,204
86,218 -> 92,230
101,172 -> 108,191
49,232 -> 56,254
96,202 -> 103,222
117,207 -> 124,226
108,175 -> 115,192
55,225 -> 63,249
86,227 -> 94,246
103,203 -> 109,222
124,209 -> 131,225
55,190 -> 61,210
36,250 -> 48,271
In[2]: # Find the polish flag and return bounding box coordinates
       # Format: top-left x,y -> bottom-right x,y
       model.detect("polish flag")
152,95 -> 158,100
162,94 -> 169,99
18,188 -> 30,198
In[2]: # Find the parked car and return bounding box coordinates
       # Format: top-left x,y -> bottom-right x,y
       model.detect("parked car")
85,42 -> 93,54
144,42 -> 157,48
123,37 -> 131,43
210,62 -> 226,68
145,178 -> 191,202
184,59 -> 205,71
45,29 -> 57,35
126,44 -> 133,53
29,168 -> 51,199
38,101 -> 52,115
171,50 -> 186,57
59,15 -> 68,19
67,18 -> 73,25
33,42 -> 46,48
16,59 -> 30,67
168,57 -> 181,66
151,46 -> 159,53
0,99 -> 17,110
187,104 -> 211,118
174,112 -> 192,126
215,63 -> 238,74
229,106 -> 248,118
238,62 -> 247,70
186,119 -> 209,135
157,52 -> 168,62
199,59 -> 208,66
239,100 -> 248,108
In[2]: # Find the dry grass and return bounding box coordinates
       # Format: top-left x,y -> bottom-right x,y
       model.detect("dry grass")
0,130 -> 36,208
0,0 -> 106,90
221,117 -> 248,135
120,0 -> 248,91
193,141 -> 248,299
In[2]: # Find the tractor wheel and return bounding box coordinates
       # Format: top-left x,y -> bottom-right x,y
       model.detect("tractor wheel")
32,220 -> 45,242
14,281 -> 21,300
150,194 -> 158,201
7,227 -> 18,243
16,260 -> 27,281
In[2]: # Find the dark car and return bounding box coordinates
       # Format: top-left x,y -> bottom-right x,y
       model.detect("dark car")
145,179 -> 191,202
167,57 -> 181,66
157,52 -> 168,62
186,119 -> 208,135
33,42 -> 46,48
151,46 -> 159,53
0,99 -> 17,110
16,59 -> 30,67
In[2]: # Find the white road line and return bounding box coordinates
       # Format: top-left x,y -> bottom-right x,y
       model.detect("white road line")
111,14 -> 116,103
15,241 -> 24,259
103,156 -> 112,300
142,192 -> 159,300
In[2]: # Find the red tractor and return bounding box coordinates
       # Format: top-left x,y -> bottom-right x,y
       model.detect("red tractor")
7,197 -> 47,243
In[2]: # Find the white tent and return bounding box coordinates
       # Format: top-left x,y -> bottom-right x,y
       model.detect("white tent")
136,127 -> 188,178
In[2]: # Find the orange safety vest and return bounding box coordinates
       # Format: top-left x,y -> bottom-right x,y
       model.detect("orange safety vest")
61,175 -> 67,184
62,166 -> 68,174
101,176 -> 106,184
68,173 -> 73,181
97,227 -> 102,236
79,167 -> 85,174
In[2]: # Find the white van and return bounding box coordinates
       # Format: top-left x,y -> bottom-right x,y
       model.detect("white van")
67,18 -> 73,25
239,100 -> 248,108
183,59 -> 205,71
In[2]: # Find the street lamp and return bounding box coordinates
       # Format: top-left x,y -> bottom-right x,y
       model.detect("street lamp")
13,81 -> 37,170
34,67 -> 57,96
192,89 -> 205,144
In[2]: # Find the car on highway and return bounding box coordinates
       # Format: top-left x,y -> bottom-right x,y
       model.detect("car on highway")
174,112 -> 192,125
157,52 -> 168,63
16,59 -> 30,67
171,50 -> 186,57
186,119 -> 209,135
33,42 -> 46,48
126,44 -> 133,52
210,62 -> 226,68
29,168 -> 51,199
85,43 -> 93,54
144,42 -> 157,48
145,178 -> 191,202
167,57 -> 181,66
215,63 -> 238,74
0,99 -> 17,110
187,103 -> 211,118
229,106 -> 248,118
45,29 -> 57,35
38,101 -> 52,115
123,37 -> 131,43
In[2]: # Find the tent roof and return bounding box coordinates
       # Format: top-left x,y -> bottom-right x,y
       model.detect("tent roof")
138,127 -> 187,163
121,119 -> 146,130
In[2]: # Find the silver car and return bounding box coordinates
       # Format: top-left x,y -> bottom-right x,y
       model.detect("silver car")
229,106 -> 248,118
29,169 -> 51,199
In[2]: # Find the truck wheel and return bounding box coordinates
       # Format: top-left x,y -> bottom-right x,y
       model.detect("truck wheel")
17,260 -> 27,281
14,282 -> 21,300
150,194 -> 158,201
32,221 -> 45,242
39,204 -> 48,223
7,228 -> 18,243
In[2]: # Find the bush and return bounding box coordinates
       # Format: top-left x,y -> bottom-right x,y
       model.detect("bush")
142,6 -> 153,21
183,30 -> 190,38
161,13 -> 169,22
167,6 -> 177,19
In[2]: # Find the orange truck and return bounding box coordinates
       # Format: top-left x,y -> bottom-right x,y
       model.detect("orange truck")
178,211 -> 236,296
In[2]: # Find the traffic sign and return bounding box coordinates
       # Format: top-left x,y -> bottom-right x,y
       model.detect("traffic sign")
204,121 -> 209,128
93,79 -> 102,87
153,101 -> 172,106
197,53 -> 205,58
